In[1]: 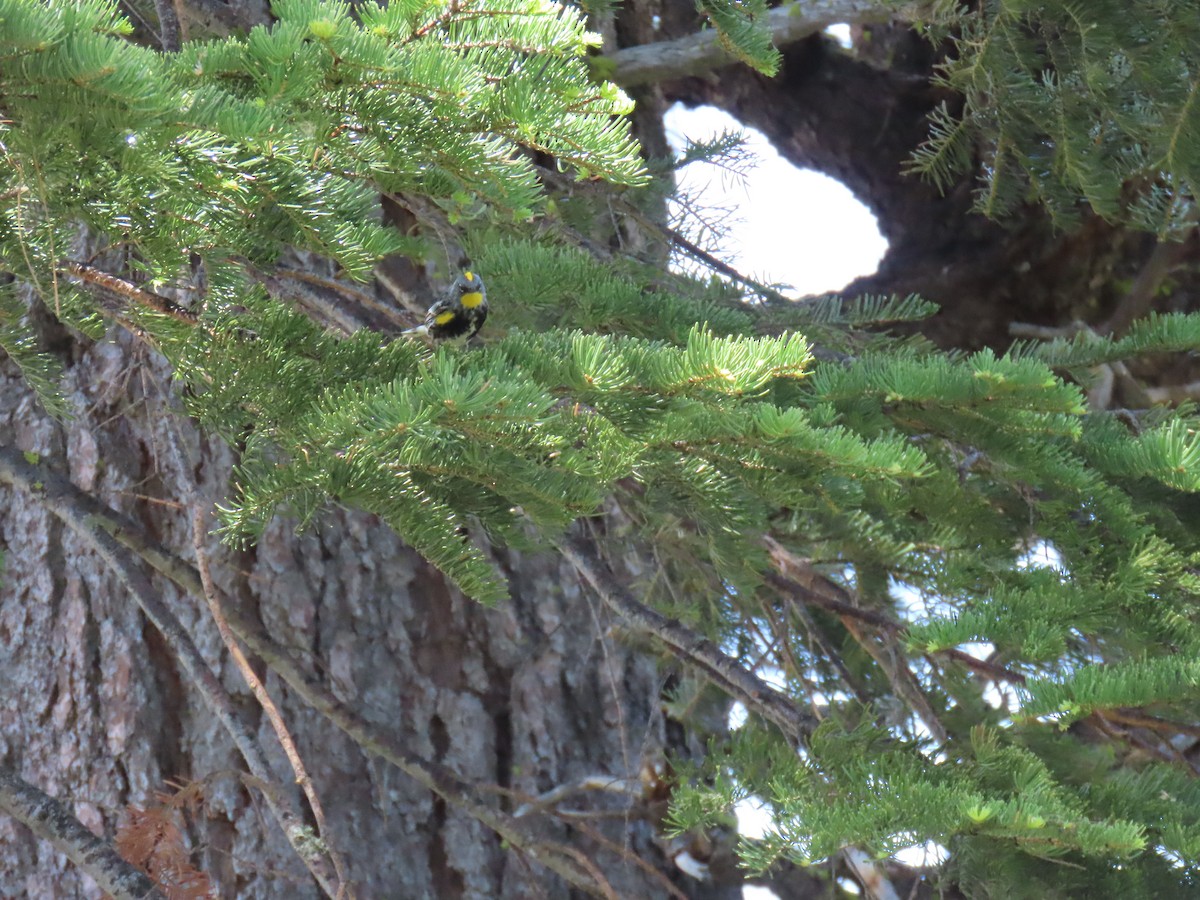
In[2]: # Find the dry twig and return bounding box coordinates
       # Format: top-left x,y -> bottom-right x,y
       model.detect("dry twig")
0,766 -> 166,900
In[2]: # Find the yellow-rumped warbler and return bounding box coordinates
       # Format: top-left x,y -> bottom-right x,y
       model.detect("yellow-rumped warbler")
404,271 -> 488,343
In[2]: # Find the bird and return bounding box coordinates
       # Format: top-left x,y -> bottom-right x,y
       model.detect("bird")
404,270 -> 488,343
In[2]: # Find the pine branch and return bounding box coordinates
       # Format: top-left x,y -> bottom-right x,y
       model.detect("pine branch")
63,263 -> 200,325
562,534 -> 818,744
535,161 -> 789,302
1101,238 -> 1194,336
843,846 -> 902,900
153,0 -> 180,52
190,506 -> 351,896
0,766 -> 166,900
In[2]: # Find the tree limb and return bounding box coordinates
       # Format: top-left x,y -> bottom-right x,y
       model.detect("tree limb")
154,0 -> 181,52
189,507 -> 351,897
62,263 -> 200,324
604,0 -> 906,88
0,766 -> 166,900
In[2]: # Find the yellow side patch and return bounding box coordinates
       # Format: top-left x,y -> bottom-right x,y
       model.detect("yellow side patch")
460,291 -> 484,309
435,310 -> 457,325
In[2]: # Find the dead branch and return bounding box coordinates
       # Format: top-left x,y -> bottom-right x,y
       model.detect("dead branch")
0,766 -> 167,900
1102,238 -> 1193,337
0,445 -> 608,897
604,0 -> 905,88
154,0 -> 181,51
189,507 -> 352,898
843,845 -> 902,900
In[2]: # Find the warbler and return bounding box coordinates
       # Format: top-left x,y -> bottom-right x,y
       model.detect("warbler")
405,270 -> 488,343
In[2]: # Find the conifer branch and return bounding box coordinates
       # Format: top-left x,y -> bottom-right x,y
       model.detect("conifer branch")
562,535 -> 818,744
842,846 -> 901,900
1101,709 -> 1200,742
189,506 -> 351,897
771,564 -> 1031,687
550,818 -> 692,900
246,264 -> 368,335
842,615 -> 948,744
153,0 -> 181,52
0,766 -> 167,900
1102,239 -> 1193,337
535,162 -> 788,302
63,263 -> 199,324
277,267 -> 413,332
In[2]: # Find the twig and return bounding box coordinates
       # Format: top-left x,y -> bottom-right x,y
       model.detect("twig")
604,0 -> 907,87
665,224 -> 790,303
1145,379 -> 1200,404
561,535 -> 817,744
842,616 -> 948,745
535,163 -> 789,303
62,262 -> 200,324
764,544 -> 1036,684
553,846 -> 620,900
559,817 -> 691,900
1008,321 -> 1088,340
276,267 -> 414,331
1103,708 -> 1200,741
239,262 -> 368,335
786,598 -> 867,705
1102,239 -> 1191,337
0,766 -> 167,900
939,647 -> 1026,685
843,845 -> 902,900
0,444 -> 341,898
154,0 -> 181,51
513,776 -> 642,819
190,507 -> 352,899
763,568 -> 897,631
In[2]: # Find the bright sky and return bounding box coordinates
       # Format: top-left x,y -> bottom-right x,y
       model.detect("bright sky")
664,103 -> 888,298
662,83 -> 889,900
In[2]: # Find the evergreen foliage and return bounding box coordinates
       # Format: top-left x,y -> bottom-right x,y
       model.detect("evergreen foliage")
696,0 -> 780,76
910,0 -> 1200,235
4,0 -> 1200,896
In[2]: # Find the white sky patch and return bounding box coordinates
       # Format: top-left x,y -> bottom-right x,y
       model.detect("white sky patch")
729,700 -> 749,730
666,104 -> 888,297
1017,541 -> 1066,572
825,23 -> 853,48
895,840 -> 950,868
